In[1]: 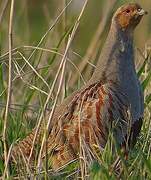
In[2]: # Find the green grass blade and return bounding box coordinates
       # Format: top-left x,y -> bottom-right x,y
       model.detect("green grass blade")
141,69 -> 151,91
137,54 -> 150,78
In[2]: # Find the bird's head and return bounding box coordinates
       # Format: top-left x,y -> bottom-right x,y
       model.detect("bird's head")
113,3 -> 147,31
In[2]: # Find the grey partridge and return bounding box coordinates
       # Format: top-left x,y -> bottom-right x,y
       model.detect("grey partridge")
11,3 -> 146,170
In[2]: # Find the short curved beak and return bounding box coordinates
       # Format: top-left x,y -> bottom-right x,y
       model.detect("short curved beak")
137,9 -> 148,16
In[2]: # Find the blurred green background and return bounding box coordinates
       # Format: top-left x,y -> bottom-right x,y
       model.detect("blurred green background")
1,0 -> 151,54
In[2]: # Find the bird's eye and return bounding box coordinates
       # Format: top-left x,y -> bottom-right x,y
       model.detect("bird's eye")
126,9 -> 130,14
137,8 -> 141,12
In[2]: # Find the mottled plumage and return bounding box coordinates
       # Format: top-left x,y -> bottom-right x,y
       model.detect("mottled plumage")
11,3 -> 147,170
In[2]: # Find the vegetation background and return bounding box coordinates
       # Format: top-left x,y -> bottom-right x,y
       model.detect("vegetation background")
0,0 -> 151,179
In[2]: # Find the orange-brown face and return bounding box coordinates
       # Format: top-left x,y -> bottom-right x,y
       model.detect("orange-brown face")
114,3 -> 147,30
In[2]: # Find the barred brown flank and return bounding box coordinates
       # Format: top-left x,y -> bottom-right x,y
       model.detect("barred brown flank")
11,80 -> 143,170
11,81 -> 137,169
95,95 -> 106,141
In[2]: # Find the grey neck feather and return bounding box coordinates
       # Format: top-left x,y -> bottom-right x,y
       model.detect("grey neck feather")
89,20 -> 143,120
90,20 -> 136,86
